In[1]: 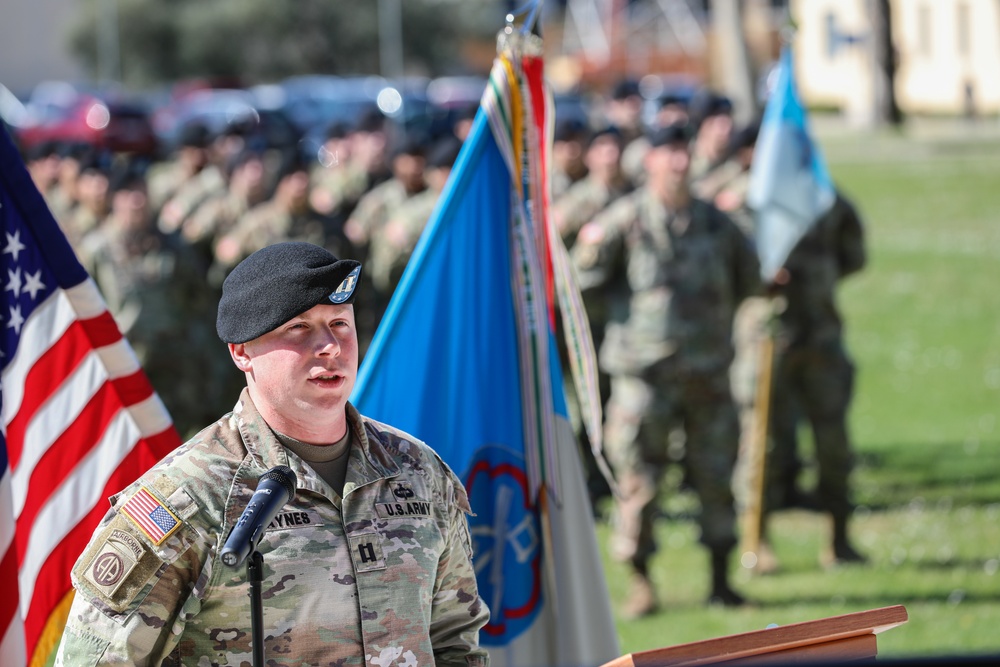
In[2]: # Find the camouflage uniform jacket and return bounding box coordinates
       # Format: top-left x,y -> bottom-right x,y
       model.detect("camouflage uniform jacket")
55,390 -> 490,667
368,186 -> 439,295
773,191 -> 866,347
554,174 -> 632,249
215,200 -> 356,274
572,189 -> 760,376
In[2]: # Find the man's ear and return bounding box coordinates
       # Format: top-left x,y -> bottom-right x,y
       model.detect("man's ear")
229,342 -> 253,372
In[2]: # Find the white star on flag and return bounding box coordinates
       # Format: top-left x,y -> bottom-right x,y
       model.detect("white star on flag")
4,229 -> 26,261
7,302 -> 24,334
6,265 -> 22,298
23,268 -> 45,300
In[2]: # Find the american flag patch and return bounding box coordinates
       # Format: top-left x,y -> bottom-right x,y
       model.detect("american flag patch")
121,487 -> 181,545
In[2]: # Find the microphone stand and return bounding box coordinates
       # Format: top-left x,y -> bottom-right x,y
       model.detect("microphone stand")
247,550 -> 265,667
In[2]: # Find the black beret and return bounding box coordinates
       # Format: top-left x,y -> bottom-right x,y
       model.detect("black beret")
179,121 -> 212,148
426,136 -> 463,169
648,122 -> 692,148
217,242 -> 362,344
689,90 -> 733,126
588,125 -> 623,147
610,78 -> 641,100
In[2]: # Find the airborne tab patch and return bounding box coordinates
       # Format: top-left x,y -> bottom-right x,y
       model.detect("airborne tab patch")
83,529 -> 146,598
121,487 -> 181,545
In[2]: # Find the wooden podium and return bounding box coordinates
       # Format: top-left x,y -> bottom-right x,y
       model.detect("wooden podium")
601,605 -> 908,666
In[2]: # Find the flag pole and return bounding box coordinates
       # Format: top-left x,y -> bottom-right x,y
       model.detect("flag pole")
739,297 -> 776,573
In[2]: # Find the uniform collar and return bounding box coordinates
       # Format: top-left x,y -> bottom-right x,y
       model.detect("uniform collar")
233,388 -> 400,499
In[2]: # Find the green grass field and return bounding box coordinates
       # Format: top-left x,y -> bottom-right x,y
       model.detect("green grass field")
598,118 -> 1000,660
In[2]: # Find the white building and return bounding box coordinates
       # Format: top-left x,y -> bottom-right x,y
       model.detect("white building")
793,0 -> 1000,122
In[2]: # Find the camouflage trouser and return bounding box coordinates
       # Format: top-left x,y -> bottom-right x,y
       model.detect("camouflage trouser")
604,365 -> 740,567
767,340 -> 856,519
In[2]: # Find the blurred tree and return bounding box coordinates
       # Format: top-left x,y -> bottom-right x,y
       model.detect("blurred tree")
70,0 -> 503,88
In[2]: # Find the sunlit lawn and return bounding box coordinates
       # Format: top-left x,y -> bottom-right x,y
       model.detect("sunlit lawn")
599,118 -> 1000,660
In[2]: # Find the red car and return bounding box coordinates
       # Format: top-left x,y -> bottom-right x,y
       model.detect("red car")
16,94 -> 159,156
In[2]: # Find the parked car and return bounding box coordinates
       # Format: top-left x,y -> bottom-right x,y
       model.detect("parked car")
15,91 -> 158,156
285,75 -> 437,163
152,88 -> 300,156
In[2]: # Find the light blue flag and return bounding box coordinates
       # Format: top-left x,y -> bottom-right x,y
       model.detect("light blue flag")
351,57 -> 618,667
747,45 -> 837,282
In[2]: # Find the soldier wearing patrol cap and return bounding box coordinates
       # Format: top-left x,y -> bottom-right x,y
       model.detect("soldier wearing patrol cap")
55,242 -> 490,666
572,122 -> 760,617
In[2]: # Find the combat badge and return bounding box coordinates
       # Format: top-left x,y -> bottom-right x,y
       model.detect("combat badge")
375,481 -> 432,519
83,529 -> 146,598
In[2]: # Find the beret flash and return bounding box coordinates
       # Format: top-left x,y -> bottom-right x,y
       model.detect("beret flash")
217,242 -> 362,344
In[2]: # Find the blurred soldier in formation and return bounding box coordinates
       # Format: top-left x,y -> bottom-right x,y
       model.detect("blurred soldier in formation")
77,162 -> 216,437
687,90 -> 734,185
146,121 -> 212,217
46,141 -> 91,226
24,140 -> 61,207
620,92 -> 691,188
571,123 -> 760,616
213,151 -> 355,279
550,117 -> 589,200
309,121 -> 354,217
64,153 -> 112,250
158,122 -> 245,236
310,109 -> 392,225
368,135 -> 462,307
762,190 -> 869,568
180,147 -> 269,271
602,78 -> 645,148
692,120 -> 758,211
554,125 -> 632,248
344,135 -> 427,347
553,124 -> 633,509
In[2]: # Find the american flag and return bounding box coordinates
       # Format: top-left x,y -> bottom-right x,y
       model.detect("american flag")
121,487 -> 180,546
0,127 -> 181,665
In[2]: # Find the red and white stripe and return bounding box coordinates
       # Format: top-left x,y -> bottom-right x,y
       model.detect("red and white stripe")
0,278 -> 179,666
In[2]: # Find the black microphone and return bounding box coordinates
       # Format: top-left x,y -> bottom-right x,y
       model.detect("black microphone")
221,465 -> 297,568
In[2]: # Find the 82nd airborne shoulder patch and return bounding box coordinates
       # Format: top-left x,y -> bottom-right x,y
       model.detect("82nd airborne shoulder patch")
83,529 -> 146,598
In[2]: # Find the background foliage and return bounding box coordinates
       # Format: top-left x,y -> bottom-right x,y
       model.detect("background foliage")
68,0 -> 506,87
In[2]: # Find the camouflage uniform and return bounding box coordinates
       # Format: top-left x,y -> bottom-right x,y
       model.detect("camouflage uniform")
766,192 -> 866,529
706,167 -> 771,511
572,190 -> 759,599
311,159 -> 371,221
54,390 -> 490,666
368,186 -> 438,299
158,165 -> 227,235
345,178 -> 424,346
213,201 -> 357,277
78,222 -> 218,438
146,160 -> 195,216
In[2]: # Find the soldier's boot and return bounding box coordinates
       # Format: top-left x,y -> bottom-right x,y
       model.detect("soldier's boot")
822,513 -> 867,567
622,564 -> 659,619
708,548 -> 747,607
